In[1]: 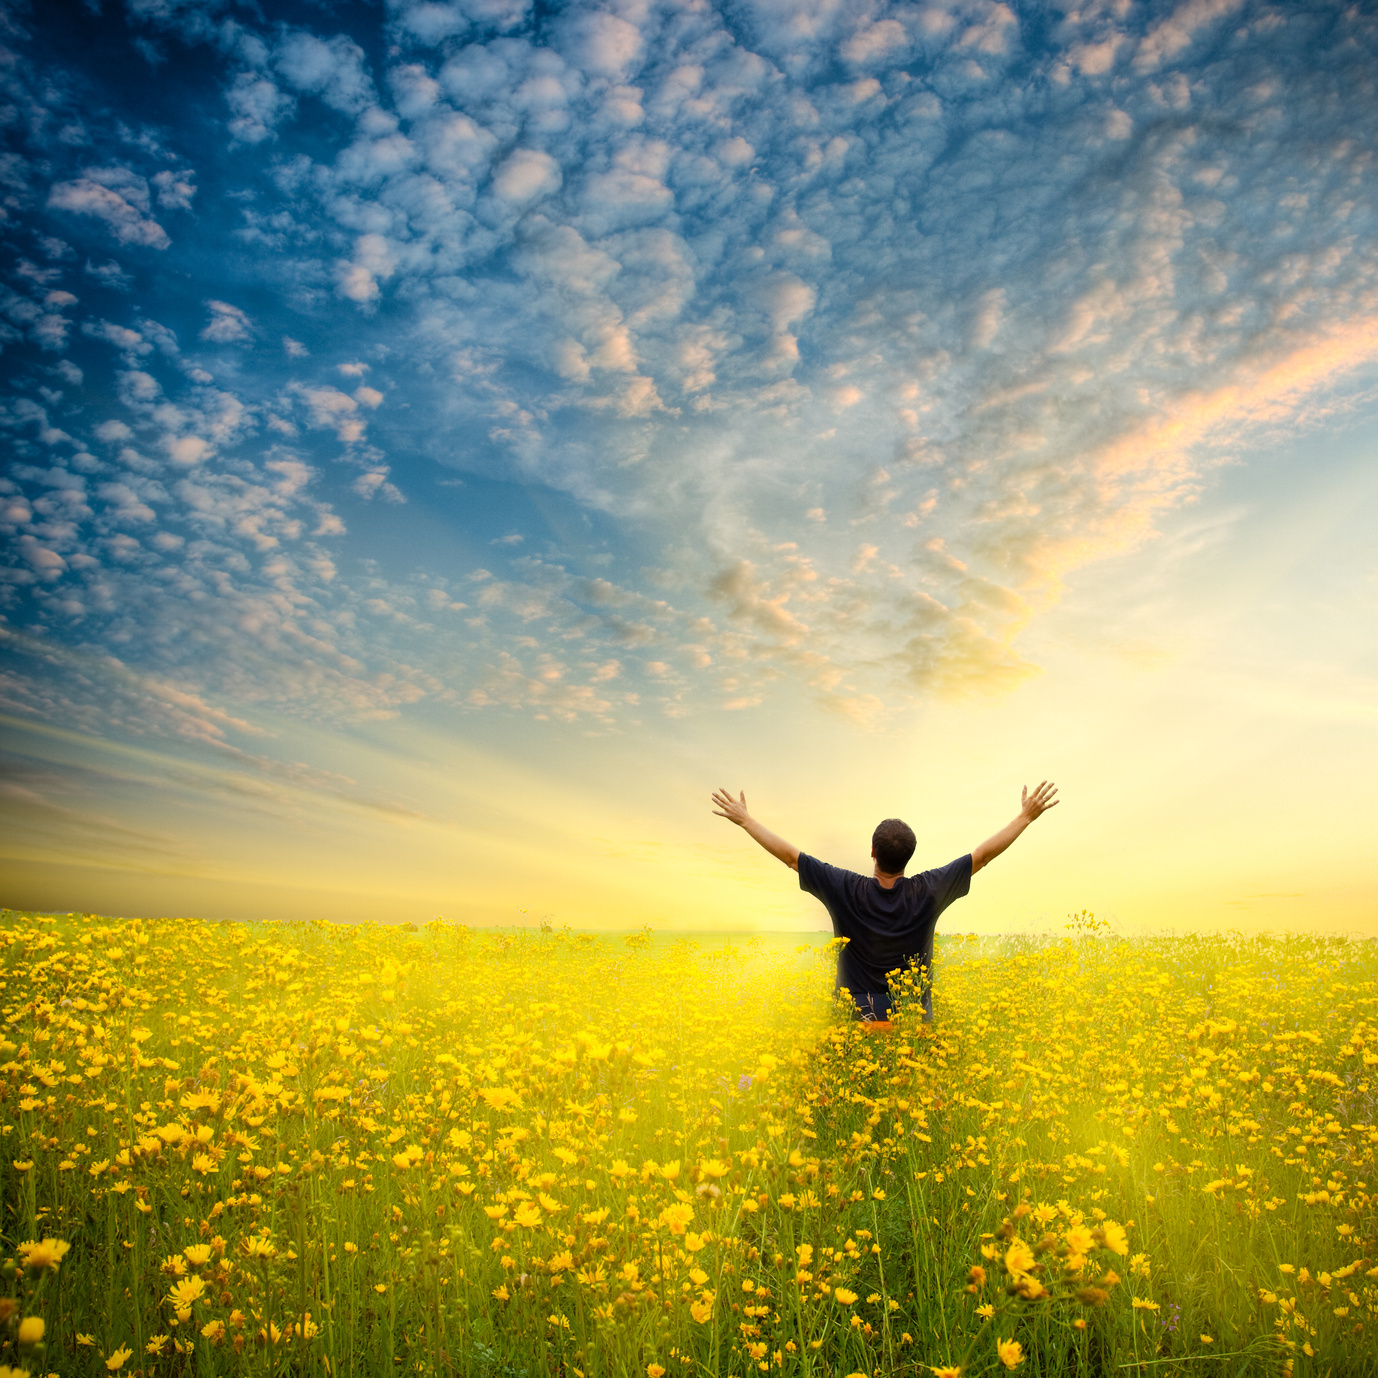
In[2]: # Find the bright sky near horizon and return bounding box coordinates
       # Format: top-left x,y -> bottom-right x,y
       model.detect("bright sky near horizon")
1,0 -> 1376,934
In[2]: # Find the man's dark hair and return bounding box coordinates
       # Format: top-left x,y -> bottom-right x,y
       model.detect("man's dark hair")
872,818 -> 916,874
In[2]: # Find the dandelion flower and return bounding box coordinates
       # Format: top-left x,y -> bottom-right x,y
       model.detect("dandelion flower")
167,1276 -> 206,1309
1100,1221 -> 1129,1256
834,1288 -> 858,1305
17,1317 -> 43,1344
105,1348 -> 134,1372
997,1337 -> 1024,1369
18,1238 -> 70,1272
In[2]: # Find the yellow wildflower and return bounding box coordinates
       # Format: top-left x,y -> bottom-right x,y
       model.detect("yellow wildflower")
18,1239 -> 70,1272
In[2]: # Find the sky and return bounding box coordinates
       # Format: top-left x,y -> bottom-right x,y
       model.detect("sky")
1,0 -> 1376,934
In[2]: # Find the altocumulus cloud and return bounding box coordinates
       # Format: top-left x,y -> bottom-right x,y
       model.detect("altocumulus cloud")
4,0 -> 1378,755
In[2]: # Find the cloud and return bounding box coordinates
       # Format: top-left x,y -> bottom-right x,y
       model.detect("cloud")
6,0 -> 1378,746
153,168 -> 197,210
84,259 -> 133,290
491,149 -> 562,205
226,72 -> 295,144
48,168 -> 170,248
200,300 -> 254,343
559,10 -> 644,80
275,32 -> 375,114
1134,0 -> 1245,72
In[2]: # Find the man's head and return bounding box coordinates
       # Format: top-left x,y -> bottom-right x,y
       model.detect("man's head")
871,818 -> 916,875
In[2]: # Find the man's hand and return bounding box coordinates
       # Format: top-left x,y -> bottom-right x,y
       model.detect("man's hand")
711,788 -> 752,827
972,780 -> 1060,874
711,787 -> 800,870
1020,781 -> 1059,822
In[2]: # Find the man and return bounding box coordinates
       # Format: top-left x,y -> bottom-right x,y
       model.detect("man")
710,782 -> 1060,1025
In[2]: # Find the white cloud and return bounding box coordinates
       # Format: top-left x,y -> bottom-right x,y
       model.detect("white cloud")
1135,0 -> 1245,72
226,72 -> 295,144
153,169 -> 197,210
201,300 -> 255,343
336,233 -> 398,305
559,10 -> 643,80
491,149 -> 562,205
48,170 -> 170,249
275,32 -> 375,114
297,385 -> 366,442
353,468 -> 405,502
10,0 -> 1378,739
82,319 -> 152,355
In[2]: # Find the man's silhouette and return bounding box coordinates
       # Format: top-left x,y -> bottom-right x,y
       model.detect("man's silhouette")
711,782 -> 1059,1025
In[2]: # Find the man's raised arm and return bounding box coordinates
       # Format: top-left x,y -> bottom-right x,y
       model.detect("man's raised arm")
970,781 -> 1059,875
711,788 -> 801,871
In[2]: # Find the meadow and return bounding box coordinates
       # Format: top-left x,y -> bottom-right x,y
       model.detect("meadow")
0,908 -> 1374,1378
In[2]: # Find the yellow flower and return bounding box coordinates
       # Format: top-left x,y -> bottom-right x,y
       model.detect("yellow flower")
105,1348 -> 134,1372
931,1368 -> 962,1378
200,1320 -> 225,1342
183,1244 -> 213,1267
1065,1225 -> 1095,1255
698,1158 -> 729,1178
834,1288 -> 858,1305
145,1336 -> 169,1355
648,1366 -> 666,1378
1100,1221 -> 1129,1257
997,1337 -> 1024,1369
684,1232 -> 707,1253
1004,1240 -> 1035,1277
582,1207 -> 609,1225
167,1276 -> 206,1309
659,1203 -> 694,1235
690,1300 -> 713,1324
1131,1298 -> 1160,1311
1200,1335 -> 1214,1344
16,1317 -> 44,1345
18,1239 -> 70,1272
513,1201 -> 542,1228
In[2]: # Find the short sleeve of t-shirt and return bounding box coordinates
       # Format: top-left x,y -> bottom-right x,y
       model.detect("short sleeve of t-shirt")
797,853 -> 850,918
917,854 -> 972,911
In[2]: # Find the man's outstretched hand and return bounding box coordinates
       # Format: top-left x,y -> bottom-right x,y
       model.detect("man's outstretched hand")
711,788 -> 800,870
972,780 -> 1061,874
1020,781 -> 1059,822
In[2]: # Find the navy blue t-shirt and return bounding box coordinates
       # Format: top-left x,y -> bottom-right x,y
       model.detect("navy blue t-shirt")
798,852 -> 972,1010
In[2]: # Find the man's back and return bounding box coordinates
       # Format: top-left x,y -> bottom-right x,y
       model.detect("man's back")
710,781 -> 1058,1021
798,852 -> 971,1007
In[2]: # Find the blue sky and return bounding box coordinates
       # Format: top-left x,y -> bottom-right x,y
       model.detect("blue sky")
2,0 -> 1377,929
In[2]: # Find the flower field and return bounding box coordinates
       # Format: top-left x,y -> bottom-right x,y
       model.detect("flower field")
0,908 -> 1375,1378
